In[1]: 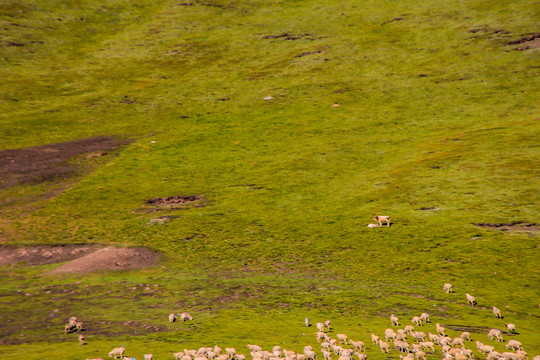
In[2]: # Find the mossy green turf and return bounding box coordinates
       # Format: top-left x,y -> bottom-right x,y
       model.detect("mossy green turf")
0,0 -> 539,359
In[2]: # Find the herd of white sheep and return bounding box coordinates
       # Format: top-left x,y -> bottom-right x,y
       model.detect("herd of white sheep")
80,285 -> 537,360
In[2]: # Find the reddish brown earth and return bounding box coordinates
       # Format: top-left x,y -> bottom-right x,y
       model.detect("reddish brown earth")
0,245 -> 160,274
0,136 -> 130,189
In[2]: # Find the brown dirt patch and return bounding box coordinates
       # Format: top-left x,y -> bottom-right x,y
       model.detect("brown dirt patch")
46,246 -> 160,275
0,136 -> 130,189
146,195 -> 203,206
473,222 -> 539,232
509,33 -> 540,50
0,244 -> 103,266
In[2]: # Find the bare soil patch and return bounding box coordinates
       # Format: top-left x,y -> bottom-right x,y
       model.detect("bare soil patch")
146,195 -> 203,206
0,136 -> 130,189
444,324 -> 492,333
47,246 -> 160,275
473,222 -> 539,232
509,33 -> 540,50
0,244 -> 102,266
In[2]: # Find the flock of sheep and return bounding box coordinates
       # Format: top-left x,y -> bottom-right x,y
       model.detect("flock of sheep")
80,284 -> 536,360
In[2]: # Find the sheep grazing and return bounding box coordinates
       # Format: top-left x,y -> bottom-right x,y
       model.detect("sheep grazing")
349,340 -> 365,352
412,316 -> 422,326
486,351 -> 501,360
396,332 -> 407,342
215,345 -> 222,355
316,322 -> 325,332
322,350 -> 332,360
419,342 -> 435,352
415,350 -> 426,360
465,293 -> 476,307
419,313 -> 430,323
169,313 -> 177,323
316,331 -> 328,343
506,323 -> 516,333
452,337 -> 464,347
481,345 -> 495,354
144,355 -> 153,360
460,332 -> 471,341
493,307 -> 503,319
394,340 -> 410,353
435,323 -> 446,337
404,325 -> 415,335
173,352 -> 184,360
505,340 -> 523,351
487,328 -> 503,342
461,348 -> 474,360
385,329 -> 397,342
180,312 -> 193,321
305,350 -> 317,360
247,345 -> 262,353
79,334 -> 85,345
443,283 -> 453,294
379,341 -> 390,353
75,321 -> 83,332
400,354 -> 414,360
354,353 -> 367,360
337,334 -> 348,344
225,348 -> 237,359
325,320 -> 332,330
305,318 -> 311,327
371,334 -> 380,345
108,347 -> 125,359
413,332 -> 427,342
374,216 -> 391,227
390,314 -> 399,326
428,333 -> 438,343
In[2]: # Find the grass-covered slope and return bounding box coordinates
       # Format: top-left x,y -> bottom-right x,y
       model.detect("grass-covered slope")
0,0 -> 539,359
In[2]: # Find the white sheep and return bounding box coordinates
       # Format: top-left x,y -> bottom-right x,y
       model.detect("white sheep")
322,350 -> 332,360
487,329 -> 503,342
413,332 -> 427,342
493,307 -> 502,319
305,318 -> 311,327
354,353 -> 367,360
481,345 -> 495,354
371,334 -> 380,345
237,354 -> 246,360
182,355 -> 194,360
443,283 -> 453,293
452,337 -> 465,347
465,293 -> 476,307
173,352 -> 184,360
460,332 -> 471,341
435,323 -> 446,337
248,345 -> 262,353
79,334 -> 85,345
394,340 -> 409,353
273,346 -> 282,356
169,314 -> 177,323
316,331 -> 328,343
461,348 -> 474,360
226,348 -> 237,359
108,347 -> 125,359
321,342 -> 330,350
379,341 -> 390,353
516,351 -> 527,360
337,334 -> 348,344
185,349 -> 197,357
385,330 -> 397,342
412,316 -> 422,326
506,324 -> 516,333
419,313 -> 430,323
428,333 -> 438,342
396,333 -> 407,342
215,346 -> 222,355
501,353 -> 517,360
180,312 -> 193,321
349,340 -> 365,352
404,325 -> 415,335
144,355 -> 153,360
390,314 -> 399,326
325,320 -> 332,330
304,346 -> 313,354
419,342 -> 434,352
415,351 -> 426,360
486,351 -> 501,360
305,350 -> 316,360
506,340 -> 523,351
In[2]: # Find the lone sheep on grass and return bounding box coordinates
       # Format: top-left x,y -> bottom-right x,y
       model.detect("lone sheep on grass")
108,347 -> 125,359
390,314 -> 399,326
443,283 -> 453,293
506,324 -> 516,333
493,307 -> 502,319
465,293 -> 476,306
374,216 -> 391,227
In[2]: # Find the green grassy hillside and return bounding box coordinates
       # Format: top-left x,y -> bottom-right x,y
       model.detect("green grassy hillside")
0,0 -> 539,359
